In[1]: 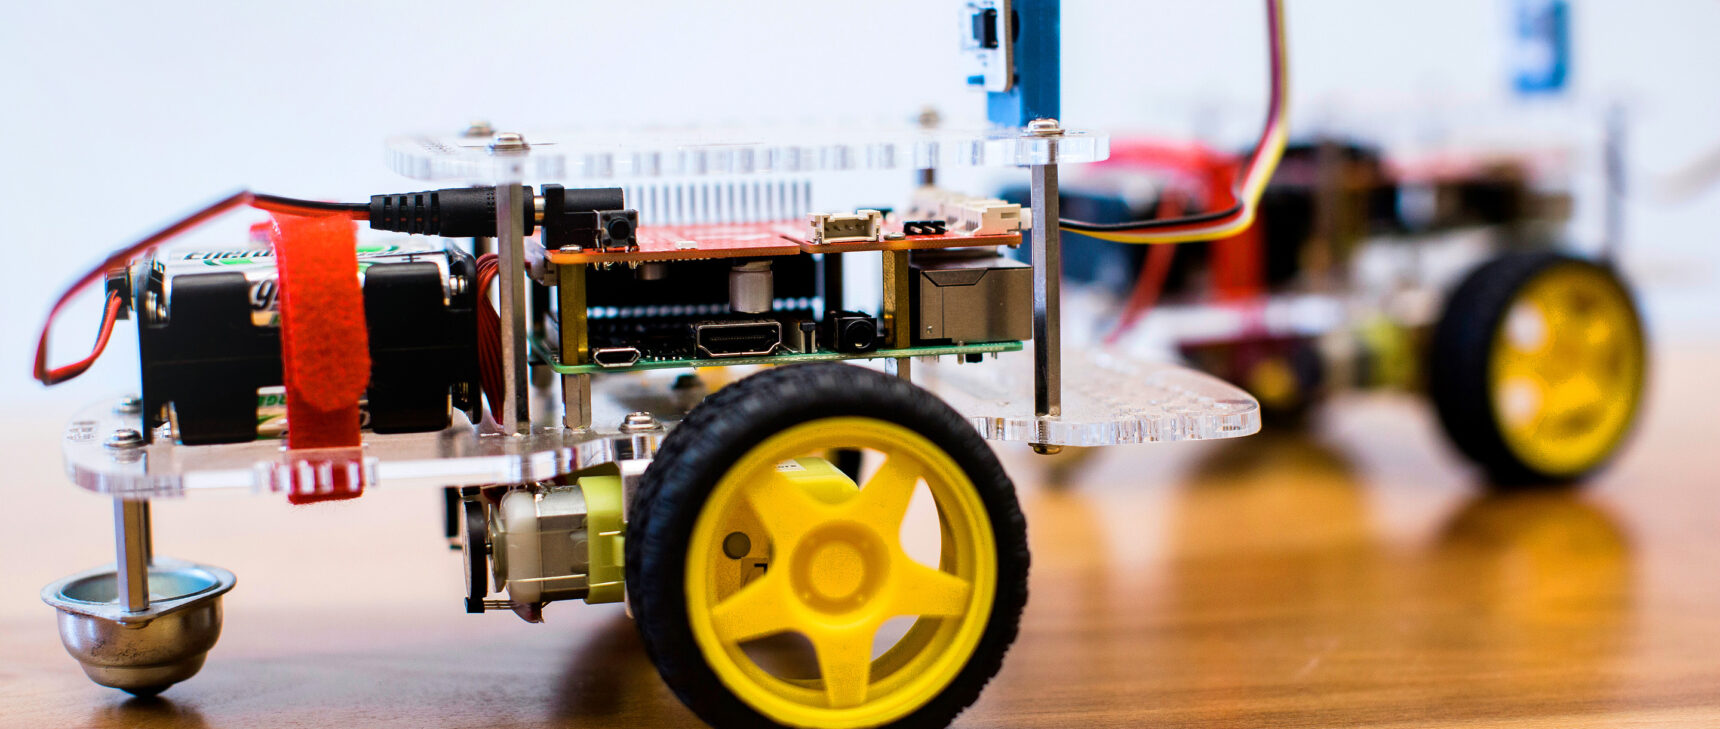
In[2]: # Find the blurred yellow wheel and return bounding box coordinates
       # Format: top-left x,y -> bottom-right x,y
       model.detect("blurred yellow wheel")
1431,253 -> 1646,484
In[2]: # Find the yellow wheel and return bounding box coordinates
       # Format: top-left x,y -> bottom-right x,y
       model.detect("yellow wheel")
627,364 -> 1028,729
1430,252 -> 1646,484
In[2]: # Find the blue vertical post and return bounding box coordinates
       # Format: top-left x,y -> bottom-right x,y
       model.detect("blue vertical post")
987,0 -> 1060,128
1512,0 -> 1570,96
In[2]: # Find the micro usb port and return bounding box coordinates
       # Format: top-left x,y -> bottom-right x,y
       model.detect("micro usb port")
591,347 -> 642,368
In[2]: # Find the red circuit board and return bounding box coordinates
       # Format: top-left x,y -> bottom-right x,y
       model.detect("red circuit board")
543,220 -> 1021,264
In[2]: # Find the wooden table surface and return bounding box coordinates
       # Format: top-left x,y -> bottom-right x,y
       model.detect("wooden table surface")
4,346 -> 1718,729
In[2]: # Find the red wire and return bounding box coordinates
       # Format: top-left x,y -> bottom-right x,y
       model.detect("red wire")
32,191 -> 366,386
1106,246 -> 1177,345
37,293 -> 125,385
1105,191 -> 1187,345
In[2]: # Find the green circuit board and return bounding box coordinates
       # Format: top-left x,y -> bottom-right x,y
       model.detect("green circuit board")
536,339 -> 1023,376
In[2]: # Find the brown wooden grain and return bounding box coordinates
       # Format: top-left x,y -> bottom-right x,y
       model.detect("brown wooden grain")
3,347 -> 1718,729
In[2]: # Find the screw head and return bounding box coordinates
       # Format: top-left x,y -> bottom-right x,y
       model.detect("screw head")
462,120 -> 496,138
115,395 -> 142,414
145,291 -> 168,323
619,412 -> 660,433
1030,443 -> 1063,456
1025,118 -> 1064,136
489,132 -> 530,153
105,429 -> 144,449
916,107 -> 942,130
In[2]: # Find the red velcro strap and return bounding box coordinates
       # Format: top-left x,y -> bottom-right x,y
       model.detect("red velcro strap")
271,214 -> 370,453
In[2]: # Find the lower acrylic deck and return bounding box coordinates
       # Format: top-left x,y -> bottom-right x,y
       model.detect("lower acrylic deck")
63,351 -> 1258,499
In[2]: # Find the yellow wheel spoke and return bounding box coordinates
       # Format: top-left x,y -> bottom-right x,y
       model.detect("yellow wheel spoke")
810,628 -> 875,708
889,560 -> 973,618
851,453 -> 921,534
709,571 -> 798,644
744,472 -> 828,547
1544,374 -> 1605,420
1495,355 -> 1544,385
1582,315 -> 1616,351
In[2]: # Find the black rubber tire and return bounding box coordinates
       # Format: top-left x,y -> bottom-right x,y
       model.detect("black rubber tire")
1427,251 -> 1645,486
626,363 -> 1029,729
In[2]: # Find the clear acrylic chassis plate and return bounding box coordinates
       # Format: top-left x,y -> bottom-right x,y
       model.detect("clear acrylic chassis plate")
386,124 -> 1109,182
65,354 -> 1256,499
922,349 -> 1260,447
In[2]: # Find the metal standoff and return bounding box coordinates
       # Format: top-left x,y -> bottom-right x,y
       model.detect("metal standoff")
1029,161 -> 1062,420
496,183 -> 532,434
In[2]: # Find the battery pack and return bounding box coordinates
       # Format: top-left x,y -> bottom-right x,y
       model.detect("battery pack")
134,239 -> 479,445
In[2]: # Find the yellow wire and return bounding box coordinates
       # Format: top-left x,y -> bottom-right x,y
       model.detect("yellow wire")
1065,0 -> 1288,245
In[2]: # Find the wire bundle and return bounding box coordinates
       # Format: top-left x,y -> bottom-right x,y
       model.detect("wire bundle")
474,253 -> 504,424
1058,0 -> 1288,244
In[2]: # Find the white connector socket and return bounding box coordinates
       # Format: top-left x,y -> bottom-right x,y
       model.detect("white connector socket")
809,210 -> 884,244
910,188 -> 1031,236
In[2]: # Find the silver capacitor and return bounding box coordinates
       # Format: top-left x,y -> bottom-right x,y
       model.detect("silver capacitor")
728,260 -> 773,314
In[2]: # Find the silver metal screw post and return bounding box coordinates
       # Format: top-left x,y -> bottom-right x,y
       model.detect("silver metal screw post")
917,106 -> 941,187
496,183 -> 533,435
1028,122 -> 1063,418
113,499 -> 152,612
562,374 -> 592,431
1027,119 -> 1064,455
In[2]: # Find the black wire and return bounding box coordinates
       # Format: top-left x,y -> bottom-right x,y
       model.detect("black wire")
252,194 -> 368,214
1060,0 -> 1283,235
1058,202 -> 1244,232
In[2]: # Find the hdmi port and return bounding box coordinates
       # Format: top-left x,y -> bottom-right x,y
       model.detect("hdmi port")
692,320 -> 783,358
591,347 -> 642,368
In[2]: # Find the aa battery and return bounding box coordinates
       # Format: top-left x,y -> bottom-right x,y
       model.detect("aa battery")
251,387 -> 372,438
155,238 -> 456,326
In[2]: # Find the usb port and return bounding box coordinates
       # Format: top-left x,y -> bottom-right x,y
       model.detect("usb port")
591,347 -> 642,368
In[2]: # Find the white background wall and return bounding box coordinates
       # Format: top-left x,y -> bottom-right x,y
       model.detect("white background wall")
3,1 -> 1717,410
